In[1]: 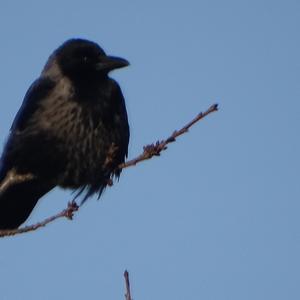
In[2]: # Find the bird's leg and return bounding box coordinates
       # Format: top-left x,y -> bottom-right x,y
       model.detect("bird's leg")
103,143 -> 119,168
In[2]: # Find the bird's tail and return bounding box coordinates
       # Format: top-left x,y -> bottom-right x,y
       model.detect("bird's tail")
0,170 -> 54,229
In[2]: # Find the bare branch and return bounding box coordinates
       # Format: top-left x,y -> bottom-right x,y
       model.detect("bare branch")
0,201 -> 78,237
124,270 -> 132,300
0,103 -> 218,237
119,103 -> 218,169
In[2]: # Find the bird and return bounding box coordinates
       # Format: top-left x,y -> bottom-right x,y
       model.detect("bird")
0,38 -> 130,229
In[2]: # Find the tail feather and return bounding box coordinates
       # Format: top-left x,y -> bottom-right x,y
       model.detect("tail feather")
0,171 -> 53,229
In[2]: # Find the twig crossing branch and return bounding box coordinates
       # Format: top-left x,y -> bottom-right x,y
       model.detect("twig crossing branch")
0,103 -> 218,237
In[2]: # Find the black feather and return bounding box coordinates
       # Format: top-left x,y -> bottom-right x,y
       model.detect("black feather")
0,39 -> 129,229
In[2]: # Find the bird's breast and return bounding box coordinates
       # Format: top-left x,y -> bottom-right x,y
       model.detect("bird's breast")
34,78 -> 128,188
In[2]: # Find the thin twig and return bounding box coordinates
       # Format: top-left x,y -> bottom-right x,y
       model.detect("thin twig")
124,270 -> 132,300
119,103 -> 218,169
0,103 -> 218,237
0,201 -> 78,237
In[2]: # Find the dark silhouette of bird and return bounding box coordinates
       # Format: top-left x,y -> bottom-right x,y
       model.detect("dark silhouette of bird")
0,39 -> 130,229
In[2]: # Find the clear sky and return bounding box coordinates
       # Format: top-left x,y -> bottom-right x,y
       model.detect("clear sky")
0,1 -> 299,299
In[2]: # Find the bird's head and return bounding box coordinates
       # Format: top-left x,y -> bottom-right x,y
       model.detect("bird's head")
47,39 -> 129,81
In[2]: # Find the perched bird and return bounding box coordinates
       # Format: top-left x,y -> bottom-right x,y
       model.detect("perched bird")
0,39 -> 130,229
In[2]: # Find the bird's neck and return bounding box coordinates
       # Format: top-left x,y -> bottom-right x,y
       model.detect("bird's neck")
71,75 -> 111,102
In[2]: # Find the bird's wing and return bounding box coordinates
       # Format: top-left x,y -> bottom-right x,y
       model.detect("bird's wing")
0,77 -> 57,229
11,77 -> 55,132
0,77 -> 56,182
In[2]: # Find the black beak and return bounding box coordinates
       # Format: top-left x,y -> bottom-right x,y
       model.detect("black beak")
96,55 -> 129,72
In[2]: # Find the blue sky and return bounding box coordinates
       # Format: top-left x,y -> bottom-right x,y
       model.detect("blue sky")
0,1 -> 299,299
